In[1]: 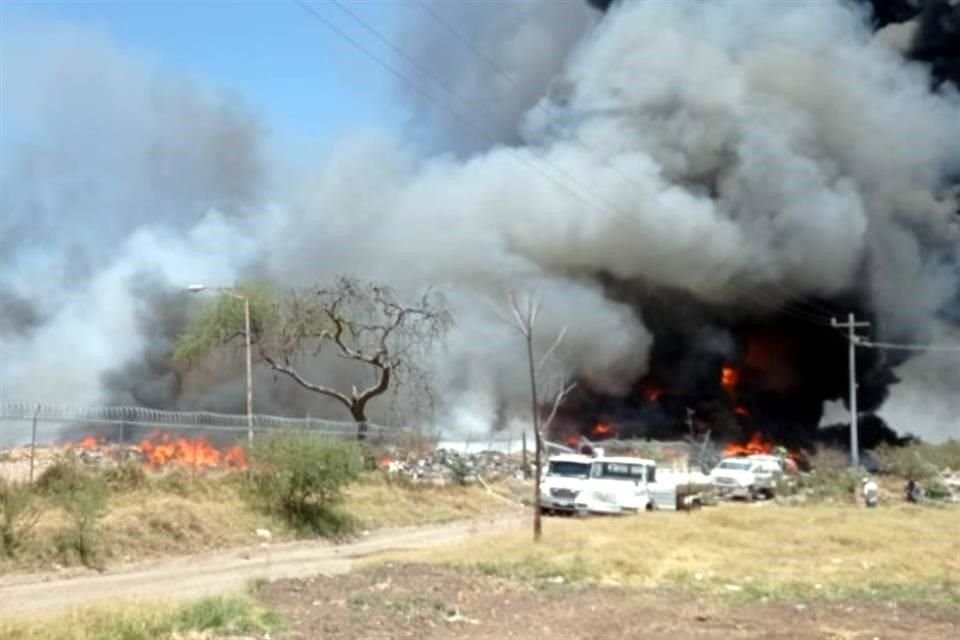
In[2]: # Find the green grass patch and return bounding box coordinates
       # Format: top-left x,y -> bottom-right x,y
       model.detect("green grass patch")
0,595 -> 280,640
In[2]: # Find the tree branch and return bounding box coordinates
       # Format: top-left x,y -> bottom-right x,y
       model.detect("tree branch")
536,326 -> 567,373
261,354 -> 353,410
355,364 -> 392,404
541,381 -> 577,435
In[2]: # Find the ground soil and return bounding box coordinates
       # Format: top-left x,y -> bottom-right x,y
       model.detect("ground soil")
0,515 -> 524,615
259,564 -> 960,640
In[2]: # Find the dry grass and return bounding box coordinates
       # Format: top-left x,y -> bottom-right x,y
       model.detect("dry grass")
378,502 -> 960,603
0,472 -> 519,573
344,474 -> 522,529
0,595 -> 278,640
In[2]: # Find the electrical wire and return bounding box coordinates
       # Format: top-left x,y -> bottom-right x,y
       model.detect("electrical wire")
293,0 -> 858,330
408,1 -> 845,325
856,339 -> 960,352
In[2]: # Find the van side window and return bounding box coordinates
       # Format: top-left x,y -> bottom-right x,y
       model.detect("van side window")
646,466 -> 656,483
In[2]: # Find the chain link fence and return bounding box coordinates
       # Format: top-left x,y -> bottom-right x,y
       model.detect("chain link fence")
0,401 -> 427,451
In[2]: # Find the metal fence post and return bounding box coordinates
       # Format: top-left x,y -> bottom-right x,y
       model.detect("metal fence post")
29,404 -> 40,483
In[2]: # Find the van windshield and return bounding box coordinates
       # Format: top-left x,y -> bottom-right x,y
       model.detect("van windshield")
547,461 -> 591,478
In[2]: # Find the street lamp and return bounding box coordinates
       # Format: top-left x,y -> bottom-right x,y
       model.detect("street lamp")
187,284 -> 254,449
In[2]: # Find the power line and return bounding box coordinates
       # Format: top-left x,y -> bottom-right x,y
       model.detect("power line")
409,1 -> 843,323
857,339 -> 960,352
293,0 -> 852,330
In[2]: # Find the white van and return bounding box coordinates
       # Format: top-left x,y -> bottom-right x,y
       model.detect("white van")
539,454 -> 594,515
574,456 -> 672,514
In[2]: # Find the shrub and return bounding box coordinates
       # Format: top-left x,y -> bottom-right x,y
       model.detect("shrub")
247,431 -> 362,534
873,441 -> 960,480
0,479 -> 41,558
446,455 -> 471,486
35,455 -> 94,495
102,462 -> 147,492
50,470 -> 109,568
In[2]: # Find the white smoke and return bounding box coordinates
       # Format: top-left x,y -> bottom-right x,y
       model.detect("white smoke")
878,322 -> 960,442
2,1 -> 958,441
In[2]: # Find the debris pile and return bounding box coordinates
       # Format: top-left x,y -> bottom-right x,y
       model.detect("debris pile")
378,448 -> 529,485
0,443 -> 148,481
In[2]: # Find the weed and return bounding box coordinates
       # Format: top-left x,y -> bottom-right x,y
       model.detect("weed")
174,595 -> 282,634
0,479 -> 40,558
446,455 -> 471,486
35,455 -> 92,495
102,462 -> 147,492
50,470 -> 109,568
874,441 -> 960,481
0,596 -> 280,640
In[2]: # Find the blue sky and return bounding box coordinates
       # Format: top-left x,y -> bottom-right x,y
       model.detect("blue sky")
1,0 -> 408,149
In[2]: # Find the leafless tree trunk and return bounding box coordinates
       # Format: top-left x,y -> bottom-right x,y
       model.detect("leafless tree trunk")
500,290 -> 576,542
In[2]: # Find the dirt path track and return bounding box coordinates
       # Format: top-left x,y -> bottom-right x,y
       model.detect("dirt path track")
0,515 -> 525,615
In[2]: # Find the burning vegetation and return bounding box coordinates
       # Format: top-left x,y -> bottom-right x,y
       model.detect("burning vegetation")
69,432 -> 248,470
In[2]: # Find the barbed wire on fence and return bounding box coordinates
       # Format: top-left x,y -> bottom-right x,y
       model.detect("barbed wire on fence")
0,402 -> 403,436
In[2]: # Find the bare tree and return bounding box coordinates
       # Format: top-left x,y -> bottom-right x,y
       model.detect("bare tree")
176,277 -> 451,439
499,289 -> 576,542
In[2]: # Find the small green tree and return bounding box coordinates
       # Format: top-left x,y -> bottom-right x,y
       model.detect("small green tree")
0,479 -> 41,558
175,277 -> 451,439
248,431 -> 362,534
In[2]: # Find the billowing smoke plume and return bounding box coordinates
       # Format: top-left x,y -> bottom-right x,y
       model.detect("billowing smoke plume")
1,1 -> 958,444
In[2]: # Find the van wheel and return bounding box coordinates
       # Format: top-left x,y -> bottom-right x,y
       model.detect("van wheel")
645,501 -> 656,512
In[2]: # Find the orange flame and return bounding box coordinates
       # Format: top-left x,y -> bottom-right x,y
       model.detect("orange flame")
590,422 -> 615,439
63,432 -> 248,470
563,433 -> 581,448
721,366 -> 739,393
734,405 -> 750,417
134,432 -> 248,470
723,432 -> 772,456
377,454 -> 392,470
76,435 -> 104,449
639,382 -> 664,402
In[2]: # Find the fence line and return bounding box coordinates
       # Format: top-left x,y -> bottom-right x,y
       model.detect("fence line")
0,402 -> 399,436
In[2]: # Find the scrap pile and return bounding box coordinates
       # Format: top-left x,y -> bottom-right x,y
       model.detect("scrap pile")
378,448 -> 529,485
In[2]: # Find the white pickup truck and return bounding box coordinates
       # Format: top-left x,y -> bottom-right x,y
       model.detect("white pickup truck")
539,454 -> 594,515
572,456 -> 704,514
709,454 -> 784,500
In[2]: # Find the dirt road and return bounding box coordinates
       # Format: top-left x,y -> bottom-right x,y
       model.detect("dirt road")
0,515 -> 525,615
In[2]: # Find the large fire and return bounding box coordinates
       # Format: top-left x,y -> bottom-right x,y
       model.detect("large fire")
723,431 -> 773,456
67,432 -> 248,470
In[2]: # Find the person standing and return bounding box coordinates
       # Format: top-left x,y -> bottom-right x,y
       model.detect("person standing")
862,477 -> 879,508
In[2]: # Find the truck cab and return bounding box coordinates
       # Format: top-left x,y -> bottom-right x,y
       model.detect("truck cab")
709,454 -> 784,500
539,454 -> 594,515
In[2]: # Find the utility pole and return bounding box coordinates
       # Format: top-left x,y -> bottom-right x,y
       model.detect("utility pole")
832,313 -> 870,468
242,295 -> 254,450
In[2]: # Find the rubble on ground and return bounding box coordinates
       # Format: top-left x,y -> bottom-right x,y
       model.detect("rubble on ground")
378,448 -> 529,485
0,443 -> 146,481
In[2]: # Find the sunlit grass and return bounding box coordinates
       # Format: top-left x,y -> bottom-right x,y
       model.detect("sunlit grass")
378,502 -> 960,603
0,596 -> 280,640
